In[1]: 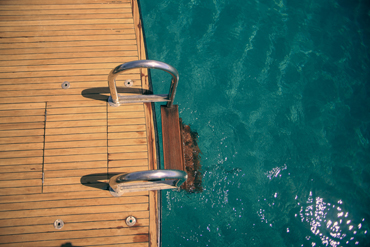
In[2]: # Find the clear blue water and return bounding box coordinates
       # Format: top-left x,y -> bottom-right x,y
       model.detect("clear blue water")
140,0 -> 370,246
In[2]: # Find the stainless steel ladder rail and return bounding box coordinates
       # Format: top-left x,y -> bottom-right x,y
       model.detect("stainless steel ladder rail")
109,170 -> 188,196
107,60 -> 185,196
108,60 -> 179,107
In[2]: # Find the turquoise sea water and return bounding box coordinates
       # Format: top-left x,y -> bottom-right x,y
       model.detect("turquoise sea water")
140,0 -> 370,246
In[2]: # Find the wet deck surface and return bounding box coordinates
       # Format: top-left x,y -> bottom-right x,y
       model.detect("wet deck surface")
0,0 -> 158,246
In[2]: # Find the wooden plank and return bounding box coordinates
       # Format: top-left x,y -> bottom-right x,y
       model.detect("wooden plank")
0,40 -> 136,50
0,171 -> 41,180
0,190 -> 148,204
0,24 -> 135,33
0,0 -> 131,4
0,81 -> 105,91
0,56 -> 138,67
0,136 -> 44,144
44,161 -> 107,171
108,132 -> 146,140
149,191 -> 158,247
0,196 -> 148,212
47,106 -> 105,114
0,74 -> 140,85
0,109 -> 44,116
143,105 -> 159,247
0,143 -> 44,151
43,153 -> 107,163
0,211 -> 148,228
0,235 -> 149,247
108,166 -> 148,174
108,112 -> 145,119
0,14 -> 133,21
108,125 -> 146,132
108,152 -> 148,160
0,34 -> 136,44
0,165 -> 42,173
44,159 -> 148,171
0,4 -> 130,11
0,116 -> 44,124
0,150 -> 43,158
0,186 -> 41,196
46,120 -> 106,128
44,147 -> 107,156
160,105 -> 184,171
144,103 -> 157,171
0,203 -> 149,220
108,159 -> 148,168
45,140 -> 106,149
0,69 -> 138,80
0,157 -> 43,166
0,219 -> 150,236
42,182 -> 113,193
45,133 -> 106,142
0,9 -> 132,16
0,18 -> 133,27
0,123 -> 44,131
108,118 -> 146,125
0,102 -> 45,110
46,168 -> 107,178
132,0 -> 149,90
108,138 -> 147,146
0,95 -> 104,104
108,145 -> 148,153
0,63 -> 131,73
0,227 -> 149,244
45,126 -> 107,135
86,243 -> 148,247
47,100 -> 107,108
0,129 -> 44,137
107,103 -> 144,112
47,113 -> 107,122
0,50 -> 137,61
0,179 -> 40,188
0,45 -> 137,56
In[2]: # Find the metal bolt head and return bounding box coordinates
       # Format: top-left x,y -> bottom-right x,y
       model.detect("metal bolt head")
61,81 -> 70,89
126,216 -> 137,227
124,79 -> 134,87
54,219 -> 64,229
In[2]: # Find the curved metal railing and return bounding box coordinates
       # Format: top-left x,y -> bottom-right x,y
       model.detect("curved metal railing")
109,170 -> 188,196
108,60 -> 179,107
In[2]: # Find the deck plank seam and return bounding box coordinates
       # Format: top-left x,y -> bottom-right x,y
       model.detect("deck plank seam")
41,102 -> 47,193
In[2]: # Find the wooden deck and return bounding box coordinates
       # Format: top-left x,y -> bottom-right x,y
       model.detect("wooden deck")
0,0 -> 159,246
161,105 -> 184,173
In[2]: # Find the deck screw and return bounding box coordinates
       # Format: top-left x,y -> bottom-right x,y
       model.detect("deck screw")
61,81 -> 70,89
124,79 -> 134,87
126,216 -> 137,227
54,219 -> 64,229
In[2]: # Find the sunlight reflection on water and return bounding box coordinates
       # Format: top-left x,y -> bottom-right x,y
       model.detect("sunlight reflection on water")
297,193 -> 367,246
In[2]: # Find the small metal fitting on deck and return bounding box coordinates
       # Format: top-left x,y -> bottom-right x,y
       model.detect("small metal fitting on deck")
61,81 -> 70,89
124,79 -> 134,87
126,216 -> 137,227
54,219 -> 64,229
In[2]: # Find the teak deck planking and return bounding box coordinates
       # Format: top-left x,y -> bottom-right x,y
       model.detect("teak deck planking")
161,105 -> 184,172
0,0 -> 159,246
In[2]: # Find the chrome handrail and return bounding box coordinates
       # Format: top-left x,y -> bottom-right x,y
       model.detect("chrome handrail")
110,169 -> 187,188
108,60 -> 179,107
109,170 -> 188,196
